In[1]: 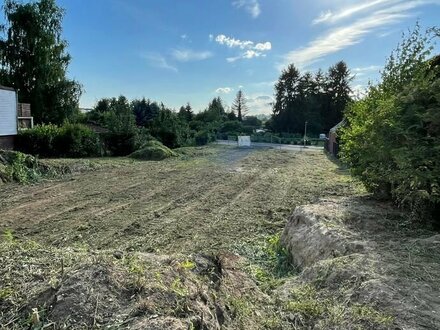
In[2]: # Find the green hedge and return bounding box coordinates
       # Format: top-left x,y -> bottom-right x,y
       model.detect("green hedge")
16,124 -> 101,158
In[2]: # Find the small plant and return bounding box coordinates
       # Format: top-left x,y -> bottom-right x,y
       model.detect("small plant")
3,229 -> 15,243
170,278 -> 188,297
179,260 -> 196,270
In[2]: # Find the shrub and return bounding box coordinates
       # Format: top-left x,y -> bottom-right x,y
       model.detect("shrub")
16,124 -> 61,157
54,123 -> 101,157
340,26 -> 440,223
102,132 -> 137,156
16,123 -> 101,158
194,130 -> 214,146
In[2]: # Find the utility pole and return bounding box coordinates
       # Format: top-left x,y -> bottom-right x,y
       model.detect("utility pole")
304,121 -> 308,148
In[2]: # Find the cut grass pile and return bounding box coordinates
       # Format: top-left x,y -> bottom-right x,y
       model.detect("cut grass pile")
129,140 -> 177,161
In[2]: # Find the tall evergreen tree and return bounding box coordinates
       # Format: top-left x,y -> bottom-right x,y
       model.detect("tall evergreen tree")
0,0 -> 82,124
231,90 -> 249,121
178,102 -> 193,121
324,61 -> 353,131
272,64 -> 302,132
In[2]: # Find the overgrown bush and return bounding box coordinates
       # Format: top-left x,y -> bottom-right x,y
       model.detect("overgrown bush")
194,130 -> 215,146
340,26 -> 440,224
16,123 -> 101,158
16,124 -> 61,156
54,123 -> 101,157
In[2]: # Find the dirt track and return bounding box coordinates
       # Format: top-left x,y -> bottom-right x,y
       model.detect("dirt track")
0,145 -> 359,255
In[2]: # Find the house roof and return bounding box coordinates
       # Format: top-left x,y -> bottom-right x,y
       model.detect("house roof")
0,85 -> 15,92
329,120 -> 346,134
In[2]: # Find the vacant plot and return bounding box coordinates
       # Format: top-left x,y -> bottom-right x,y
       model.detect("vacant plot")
3,145 -> 438,329
0,145 -> 359,255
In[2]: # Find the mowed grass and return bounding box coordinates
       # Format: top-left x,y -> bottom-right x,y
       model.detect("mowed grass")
0,145 -> 363,255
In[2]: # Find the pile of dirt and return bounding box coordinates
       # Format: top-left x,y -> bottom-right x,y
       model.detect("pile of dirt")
278,198 -> 440,329
130,140 -> 177,161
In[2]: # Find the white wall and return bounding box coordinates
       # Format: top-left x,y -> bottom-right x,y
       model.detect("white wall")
0,89 -> 17,136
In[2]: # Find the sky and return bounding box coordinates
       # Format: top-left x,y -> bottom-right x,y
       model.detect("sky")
54,0 -> 440,114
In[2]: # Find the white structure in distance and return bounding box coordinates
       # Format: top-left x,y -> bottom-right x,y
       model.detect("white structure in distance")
238,136 -> 251,147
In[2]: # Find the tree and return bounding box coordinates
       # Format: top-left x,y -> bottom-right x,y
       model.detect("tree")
195,97 -> 227,122
272,64 -> 302,132
324,61 -> 353,131
0,0 -> 82,124
178,102 -> 193,122
232,90 -> 249,121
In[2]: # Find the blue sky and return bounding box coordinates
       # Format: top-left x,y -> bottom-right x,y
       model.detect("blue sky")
56,0 -> 440,114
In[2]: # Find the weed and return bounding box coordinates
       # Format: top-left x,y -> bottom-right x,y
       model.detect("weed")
170,278 -> 188,297
180,260 -> 196,270
3,229 -> 15,243
351,304 -> 394,326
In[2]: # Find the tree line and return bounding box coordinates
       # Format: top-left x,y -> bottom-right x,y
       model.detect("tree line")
268,61 -> 353,135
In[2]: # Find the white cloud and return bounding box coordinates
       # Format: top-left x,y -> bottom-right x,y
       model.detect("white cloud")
214,34 -> 271,62
312,0 -> 397,25
352,65 -> 382,76
232,0 -> 261,18
181,34 -> 188,40
172,49 -> 213,62
215,35 -> 254,49
227,50 -> 266,62
254,42 -> 272,51
142,53 -> 177,72
216,87 -> 234,94
280,1 -> 439,70
246,94 -> 274,114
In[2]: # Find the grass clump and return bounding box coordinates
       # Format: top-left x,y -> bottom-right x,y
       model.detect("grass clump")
130,140 -> 177,161
284,284 -> 394,329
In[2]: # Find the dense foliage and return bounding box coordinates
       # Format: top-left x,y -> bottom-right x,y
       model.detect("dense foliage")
270,62 -> 353,135
16,123 -> 101,158
340,26 -> 440,223
0,0 -> 82,124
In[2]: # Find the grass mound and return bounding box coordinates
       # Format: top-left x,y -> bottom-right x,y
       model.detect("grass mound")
130,140 -> 177,161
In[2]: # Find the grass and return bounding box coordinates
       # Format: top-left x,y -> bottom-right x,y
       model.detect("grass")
283,284 -> 394,329
1,145 -> 437,329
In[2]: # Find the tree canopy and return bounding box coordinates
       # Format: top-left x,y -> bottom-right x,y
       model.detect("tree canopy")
0,0 -> 82,124
270,62 -> 353,135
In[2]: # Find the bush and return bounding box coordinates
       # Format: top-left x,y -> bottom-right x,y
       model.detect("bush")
102,132 -> 136,156
16,123 -> 101,158
340,26 -> 440,224
129,140 -> 177,161
16,124 -> 61,156
54,123 -> 101,157
194,130 -> 214,146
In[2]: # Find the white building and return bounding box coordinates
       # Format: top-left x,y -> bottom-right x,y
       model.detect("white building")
0,86 -> 18,149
